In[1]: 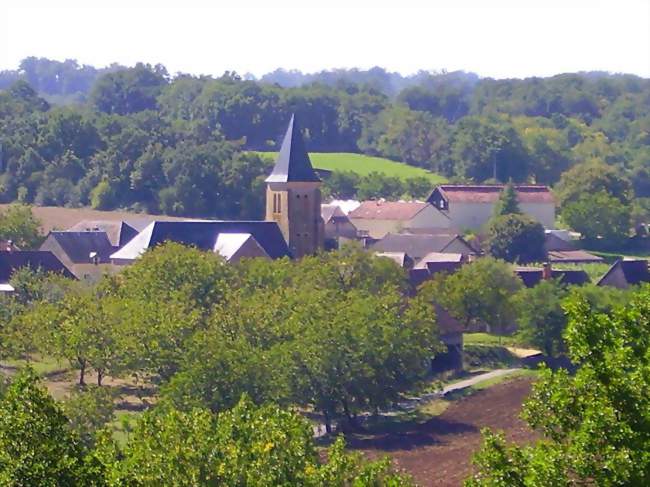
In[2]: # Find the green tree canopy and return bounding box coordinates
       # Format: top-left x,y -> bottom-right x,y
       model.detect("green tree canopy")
421,257 -> 522,334
0,204 -> 43,248
467,285 -> 650,486
484,213 -> 546,263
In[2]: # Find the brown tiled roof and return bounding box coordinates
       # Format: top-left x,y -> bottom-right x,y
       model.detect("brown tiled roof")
349,201 -> 429,220
437,185 -> 554,204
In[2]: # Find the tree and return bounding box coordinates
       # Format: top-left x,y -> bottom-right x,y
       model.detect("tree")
484,214 -> 546,263
0,369 -> 101,485
493,181 -> 521,217
421,257 -> 522,334
561,191 -> 631,246
514,279 -> 568,357
467,285 -> 650,486
63,386 -> 115,448
555,159 -> 632,208
107,396 -> 412,486
0,204 -> 43,248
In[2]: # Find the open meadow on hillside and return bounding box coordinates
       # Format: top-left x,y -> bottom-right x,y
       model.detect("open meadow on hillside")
255,152 -> 446,182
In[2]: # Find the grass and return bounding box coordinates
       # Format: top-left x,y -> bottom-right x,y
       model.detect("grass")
111,410 -> 141,446
253,152 -> 446,183
2,354 -> 69,377
585,248 -> 650,261
463,333 -> 518,347
551,262 -> 611,282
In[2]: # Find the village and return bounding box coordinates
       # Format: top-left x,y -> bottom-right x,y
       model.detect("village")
0,2 -> 649,479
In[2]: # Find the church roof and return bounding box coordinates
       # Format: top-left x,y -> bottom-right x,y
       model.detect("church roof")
110,221 -> 290,261
266,115 -> 320,183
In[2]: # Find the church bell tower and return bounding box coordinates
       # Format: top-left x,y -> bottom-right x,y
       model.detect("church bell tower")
265,115 -> 324,258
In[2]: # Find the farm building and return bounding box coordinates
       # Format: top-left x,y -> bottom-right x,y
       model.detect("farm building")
427,184 -> 555,230
597,259 -> 650,289
348,200 -> 450,239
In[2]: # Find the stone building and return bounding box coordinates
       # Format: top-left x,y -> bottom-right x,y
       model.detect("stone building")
265,115 -> 324,258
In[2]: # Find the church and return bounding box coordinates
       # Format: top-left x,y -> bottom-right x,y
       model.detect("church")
110,115 -> 325,264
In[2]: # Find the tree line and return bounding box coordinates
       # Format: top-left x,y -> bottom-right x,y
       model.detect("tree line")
0,59 -> 649,236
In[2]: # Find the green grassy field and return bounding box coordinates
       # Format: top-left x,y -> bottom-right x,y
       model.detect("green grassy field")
254,152 -> 446,183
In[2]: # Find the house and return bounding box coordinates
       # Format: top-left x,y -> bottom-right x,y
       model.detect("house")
427,184 -> 555,230
40,231 -> 117,281
415,252 -> 464,275
110,221 -> 290,264
0,250 -> 74,291
67,219 -> 147,247
515,264 -> 590,288
321,204 -> 357,249
597,259 -> 650,289
374,251 -> 414,269
371,232 -> 475,262
348,200 -> 450,239
547,250 -> 603,264
544,231 -> 574,253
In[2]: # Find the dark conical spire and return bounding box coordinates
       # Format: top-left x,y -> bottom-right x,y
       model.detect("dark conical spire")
266,114 -> 320,183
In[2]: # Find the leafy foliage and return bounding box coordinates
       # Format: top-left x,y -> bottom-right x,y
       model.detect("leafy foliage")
0,204 -> 43,248
484,214 -> 546,263
420,257 -> 522,334
467,285 -> 650,486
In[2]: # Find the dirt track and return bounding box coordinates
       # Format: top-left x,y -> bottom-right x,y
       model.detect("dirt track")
350,377 -> 536,486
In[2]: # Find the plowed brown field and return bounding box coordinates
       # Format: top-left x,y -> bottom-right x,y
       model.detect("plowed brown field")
349,377 -> 537,486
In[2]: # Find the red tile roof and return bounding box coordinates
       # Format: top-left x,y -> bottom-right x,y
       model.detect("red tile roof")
437,185 -> 554,204
349,201 -> 429,220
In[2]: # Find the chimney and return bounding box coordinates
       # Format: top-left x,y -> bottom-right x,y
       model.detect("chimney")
542,262 -> 552,280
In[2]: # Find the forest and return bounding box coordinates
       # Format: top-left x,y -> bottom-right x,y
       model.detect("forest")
0,57 -> 648,241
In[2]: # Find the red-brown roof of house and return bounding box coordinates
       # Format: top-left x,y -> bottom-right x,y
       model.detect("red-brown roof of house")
437,185 -> 554,204
348,201 -> 430,220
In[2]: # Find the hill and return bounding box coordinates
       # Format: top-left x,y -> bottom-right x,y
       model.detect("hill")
256,152 -> 446,183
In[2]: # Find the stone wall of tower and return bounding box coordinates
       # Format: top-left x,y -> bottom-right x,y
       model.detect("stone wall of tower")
266,182 -> 324,258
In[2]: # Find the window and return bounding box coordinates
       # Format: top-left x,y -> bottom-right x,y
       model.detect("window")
296,194 -> 301,199
273,193 -> 282,214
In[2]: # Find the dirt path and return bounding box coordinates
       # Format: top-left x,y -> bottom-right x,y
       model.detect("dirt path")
349,377 -> 537,486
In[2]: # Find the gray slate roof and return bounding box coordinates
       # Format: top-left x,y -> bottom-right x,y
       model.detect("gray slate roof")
0,251 -> 74,282
42,231 -> 115,263
111,221 -> 290,261
597,259 -> 650,288
266,114 -> 320,183
67,220 -> 141,247
371,233 -> 472,261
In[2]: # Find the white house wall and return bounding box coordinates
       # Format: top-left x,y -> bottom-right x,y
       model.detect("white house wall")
447,202 -> 555,230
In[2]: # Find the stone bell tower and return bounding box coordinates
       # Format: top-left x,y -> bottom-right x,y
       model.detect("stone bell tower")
265,115 -> 324,258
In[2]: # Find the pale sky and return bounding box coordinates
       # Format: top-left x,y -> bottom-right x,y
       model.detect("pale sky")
1,0 -> 649,79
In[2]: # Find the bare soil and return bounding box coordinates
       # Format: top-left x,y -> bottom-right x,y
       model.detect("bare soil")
348,377 -> 537,486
